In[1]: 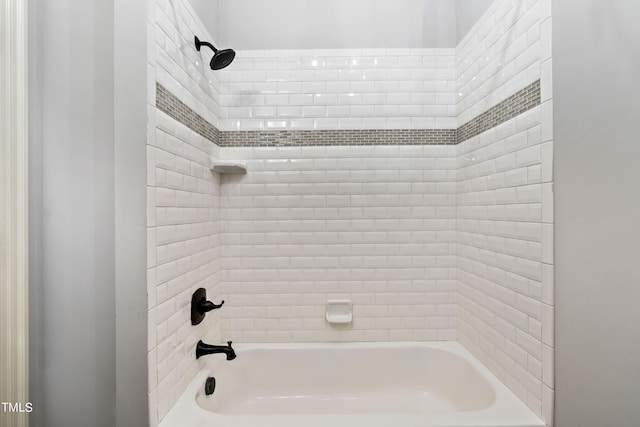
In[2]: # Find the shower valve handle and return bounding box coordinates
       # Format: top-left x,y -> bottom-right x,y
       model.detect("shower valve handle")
198,298 -> 225,314
191,288 -> 224,325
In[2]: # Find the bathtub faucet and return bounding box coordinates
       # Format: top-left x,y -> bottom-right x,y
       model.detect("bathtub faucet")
196,340 -> 236,360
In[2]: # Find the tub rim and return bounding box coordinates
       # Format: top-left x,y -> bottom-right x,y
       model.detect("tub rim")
158,341 -> 546,427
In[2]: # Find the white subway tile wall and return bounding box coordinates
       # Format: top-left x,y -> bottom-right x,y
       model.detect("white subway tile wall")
217,49 -> 457,131
219,145 -> 459,343
455,0 -> 553,423
456,0 -> 542,126
148,117 -> 223,422
146,0 -> 554,425
147,0 -> 223,424
152,0 -> 221,129
456,107 -> 548,415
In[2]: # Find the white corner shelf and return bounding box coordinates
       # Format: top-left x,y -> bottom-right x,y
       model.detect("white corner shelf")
210,159 -> 247,174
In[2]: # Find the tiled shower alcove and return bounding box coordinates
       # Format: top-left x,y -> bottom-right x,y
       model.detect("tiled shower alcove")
146,0 -> 554,425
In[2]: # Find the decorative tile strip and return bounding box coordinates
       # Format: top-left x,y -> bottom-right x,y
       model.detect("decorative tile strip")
456,80 -> 541,144
156,83 -> 220,145
156,80 -> 540,147
219,129 -> 457,146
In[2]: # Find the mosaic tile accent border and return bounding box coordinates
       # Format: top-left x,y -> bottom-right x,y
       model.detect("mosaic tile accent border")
156,80 -> 540,146
456,80 -> 541,143
219,129 -> 457,146
156,83 -> 220,144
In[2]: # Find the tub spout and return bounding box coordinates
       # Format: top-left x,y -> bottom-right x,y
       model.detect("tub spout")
196,340 -> 236,360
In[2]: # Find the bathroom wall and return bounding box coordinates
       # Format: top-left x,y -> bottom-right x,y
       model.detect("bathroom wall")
186,0 -> 220,42
455,0 -> 553,422
197,0 -> 496,50
456,0 -> 545,125
29,0 -> 148,426
214,46 -> 460,342
455,0 -> 494,42
216,0 -> 458,49
220,144 -> 458,342
115,0 -> 150,424
147,0 -> 224,424
30,3 -> 117,424
148,0 -> 556,424
217,49 -> 457,131
554,1 -> 640,426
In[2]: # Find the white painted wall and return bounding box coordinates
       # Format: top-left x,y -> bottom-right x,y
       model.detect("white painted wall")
186,0 -> 220,43
216,0 -> 458,49
114,0 -> 149,424
455,0 -> 494,42
554,0 -> 640,426
29,1 -> 116,425
28,0 -> 148,426
189,0 -> 497,50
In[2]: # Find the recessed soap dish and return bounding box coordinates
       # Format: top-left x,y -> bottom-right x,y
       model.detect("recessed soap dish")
325,299 -> 352,324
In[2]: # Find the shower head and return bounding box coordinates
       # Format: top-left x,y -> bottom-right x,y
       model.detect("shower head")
209,48 -> 235,70
195,36 -> 236,70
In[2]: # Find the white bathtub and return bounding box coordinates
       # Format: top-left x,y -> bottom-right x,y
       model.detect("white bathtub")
159,342 -> 545,427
